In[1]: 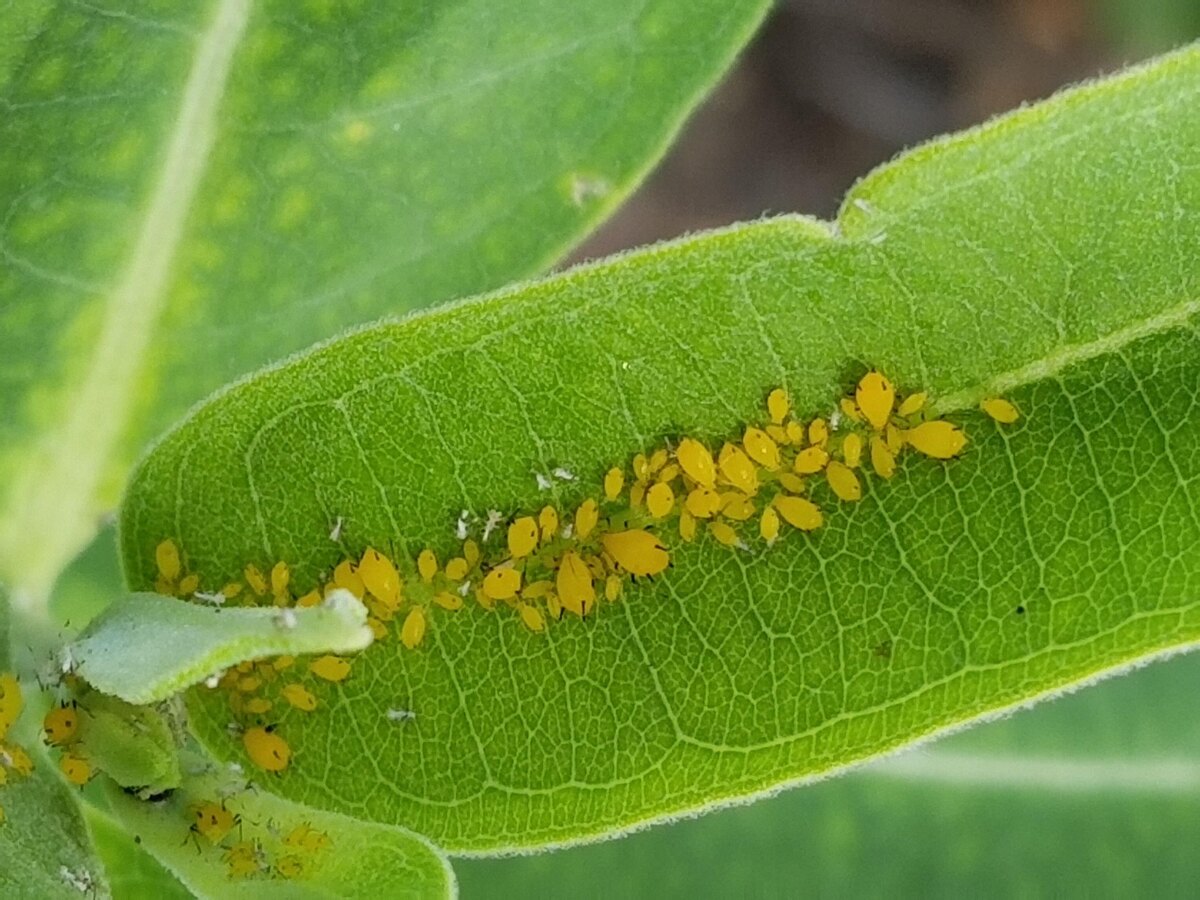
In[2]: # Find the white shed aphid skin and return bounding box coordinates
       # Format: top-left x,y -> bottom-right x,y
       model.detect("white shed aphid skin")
482,510 -> 503,542
457,580 -> 471,597
535,472 -> 553,491
329,516 -> 344,542
455,510 -> 470,541
59,866 -> 95,895
386,708 -> 416,723
553,467 -> 576,481
560,524 -> 574,540
828,407 -> 842,431
205,670 -> 225,689
274,608 -> 298,631
194,590 -> 226,607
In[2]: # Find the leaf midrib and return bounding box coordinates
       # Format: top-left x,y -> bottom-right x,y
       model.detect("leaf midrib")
0,0 -> 251,612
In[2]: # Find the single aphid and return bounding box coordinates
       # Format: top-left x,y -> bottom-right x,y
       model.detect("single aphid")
434,591 -> 463,611
43,704 -> 78,746
522,580 -> 553,600
244,564 -> 269,596
825,461 -> 862,502
155,539 -> 181,583
281,684 -> 318,712
717,443 -> 758,494
331,560 -> 365,598
685,487 -> 721,519
742,427 -> 780,470
808,418 -> 829,447
632,453 -> 650,482
518,603 -> 546,633
237,675 -> 262,693
574,499 -> 600,540
367,617 -> 387,640
839,397 -> 863,423
275,856 -> 306,879
675,438 -> 716,488
244,698 -> 272,715
59,753 -> 92,786
556,551 -> 595,618
192,801 -> 240,843
981,397 -> 1020,424
766,424 -> 791,446
295,589 -> 322,608
309,655 -> 351,683
417,549 -> 438,583
793,445 -> 829,475
359,548 -> 401,609
463,539 -> 481,567
178,574 -> 200,596
224,840 -> 265,878
657,463 -> 680,484
482,565 -> 522,601
760,507 -> 781,544
648,449 -> 669,474
708,521 -> 741,548
0,673 -> 23,736
507,517 -> 540,559
904,420 -> 967,458
284,822 -> 332,852
444,556 -> 470,581
767,388 -> 790,424
773,495 -> 823,531
777,473 -> 807,494
841,432 -> 863,469
645,482 -> 675,519
401,607 -> 427,650
270,561 -> 291,600
870,435 -> 896,479
600,530 -> 670,577
884,423 -> 904,454
1,743 -> 33,777
604,468 -> 625,501
605,574 -> 622,603
679,509 -> 697,542
897,391 -> 927,418
719,492 -> 755,521
855,371 -> 895,431
538,505 -> 559,543
243,726 -> 291,773
273,655 -> 296,672
785,421 -> 806,445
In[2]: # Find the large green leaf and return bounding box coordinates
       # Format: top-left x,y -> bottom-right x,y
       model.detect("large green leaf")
119,46 -> 1200,851
0,0 -> 770,608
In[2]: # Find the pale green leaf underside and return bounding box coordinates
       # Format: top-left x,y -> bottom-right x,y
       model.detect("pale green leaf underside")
71,591 -> 371,705
0,0 -> 769,604
120,46 -> 1200,851
105,767 -> 454,899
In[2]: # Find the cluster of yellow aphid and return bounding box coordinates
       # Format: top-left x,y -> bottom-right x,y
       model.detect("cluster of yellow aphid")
0,674 -> 35,823
188,798 -> 331,880
151,372 -> 1020,776
41,700 -> 93,787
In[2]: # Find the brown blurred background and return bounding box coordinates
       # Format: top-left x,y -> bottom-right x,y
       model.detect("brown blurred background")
573,0 -> 1200,261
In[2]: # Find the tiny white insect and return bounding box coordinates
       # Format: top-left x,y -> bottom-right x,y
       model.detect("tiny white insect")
482,509 -> 503,541
274,608 -> 298,631
455,510 -> 470,540
535,472 -> 553,491
204,670 -> 224,689
386,708 -> 416,723
553,467 -> 576,481
194,590 -> 226,607
329,516 -> 344,542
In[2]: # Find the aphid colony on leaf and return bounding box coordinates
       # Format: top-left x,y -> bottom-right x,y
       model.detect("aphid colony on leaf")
185,794 -> 333,881
150,371 -> 1019,775
0,673 -> 35,822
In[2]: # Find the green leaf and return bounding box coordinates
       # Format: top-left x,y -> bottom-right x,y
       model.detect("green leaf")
71,591 -> 372,705
105,762 -> 455,899
86,806 -> 193,900
455,652 -> 1200,897
0,0 -> 770,609
119,45 -> 1200,851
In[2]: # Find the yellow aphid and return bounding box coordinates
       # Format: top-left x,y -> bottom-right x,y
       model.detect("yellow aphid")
507,517 -> 540,559
808,418 -> 829,447
522,580 -> 554,600
657,463 -> 680,484
309,655 -> 351,683
518,603 -> 546,633
243,726 -> 290,773
237,676 -> 262,693
825,461 -> 862,502
444,556 -> 470,581
685,487 -> 721,518
760,507 -> 780,544
282,683 -> 318,712
632,453 -> 650,482
417,549 -> 438,582
483,565 -> 522,601
605,574 -> 622,603
842,432 -> 863,468
59,753 -> 91,786
401,607 -> 427,650
538,505 -> 559,543
273,655 -> 296,671
2,743 -> 33,777
870,435 -> 896,479
270,561 -> 291,599
244,564 -> 268,596
981,397 -> 1020,424
708,521 -> 741,548
244,697 -> 272,715
675,438 -> 716,488
332,560 -> 365,598
629,482 -> 646,508
648,449 -> 669,474
463,539 -> 481,567
155,539 -> 181,583
855,371 -> 895,431
905,420 -> 967,458
719,492 -> 755,521
574,499 -> 599,539
434,591 -> 463,611
359,548 -> 401,608
898,391 -> 927,417
556,551 -> 595,617
178,573 -> 200,596
367,617 -> 388,640
743,427 -> 780,470
475,588 -> 495,611
767,388 -> 790,424
604,467 -> 625,501
885,423 -> 904,454
679,509 -> 697,542
276,856 -> 305,879
224,840 -> 264,878
43,704 -> 78,746
717,443 -> 758,494
773,495 -> 823,531
222,581 -> 244,600
193,803 -> 238,844
0,673 -> 23,736
600,530 -> 670,577
793,445 -> 830,475
839,397 -> 862,423
786,421 -> 806,445
766,424 -> 790,445
296,589 -> 322,608
646,482 -> 675,519
777,473 -> 806,494
546,593 -> 563,620
284,823 -> 332,852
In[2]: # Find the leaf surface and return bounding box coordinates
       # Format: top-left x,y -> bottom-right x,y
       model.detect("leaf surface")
0,0 -> 770,605
119,47 -> 1200,850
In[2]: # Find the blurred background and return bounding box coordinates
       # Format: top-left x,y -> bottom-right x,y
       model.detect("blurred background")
455,1 -> 1200,896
